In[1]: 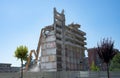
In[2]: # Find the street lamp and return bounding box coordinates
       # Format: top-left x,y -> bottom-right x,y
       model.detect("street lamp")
80,61 -> 82,70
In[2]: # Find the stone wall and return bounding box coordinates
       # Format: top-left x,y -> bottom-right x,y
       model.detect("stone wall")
0,71 -> 120,78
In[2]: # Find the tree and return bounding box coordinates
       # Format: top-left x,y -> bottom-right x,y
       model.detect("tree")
96,38 -> 116,78
91,61 -> 100,71
110,52 -> 120,71
15,45 -> 28,78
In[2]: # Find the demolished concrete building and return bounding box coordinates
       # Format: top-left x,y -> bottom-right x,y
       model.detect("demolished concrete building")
40,8 -> 87,71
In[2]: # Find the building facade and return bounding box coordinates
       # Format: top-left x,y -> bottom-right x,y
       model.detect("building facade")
88,48 -> 107,71
40,8 -> 86,71
0,63 -> 20,73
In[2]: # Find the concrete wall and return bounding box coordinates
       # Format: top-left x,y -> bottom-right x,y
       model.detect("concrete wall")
0,71 -> 120,78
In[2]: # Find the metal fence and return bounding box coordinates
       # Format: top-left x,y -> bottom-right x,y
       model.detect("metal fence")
0,71 -> 120,78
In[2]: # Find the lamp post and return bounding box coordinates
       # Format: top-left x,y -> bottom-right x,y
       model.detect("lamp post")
79,60 -> 82,78
80,60 -> 82,71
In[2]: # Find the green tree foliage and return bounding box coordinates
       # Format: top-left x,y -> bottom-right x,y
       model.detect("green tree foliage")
110,52 -> 120,71
14,45 -> 28,78
96,38 -> 116,78
91,61 -> 100,71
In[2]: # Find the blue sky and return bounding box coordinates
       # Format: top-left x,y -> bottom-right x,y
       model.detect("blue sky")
0,0 -> 120,66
